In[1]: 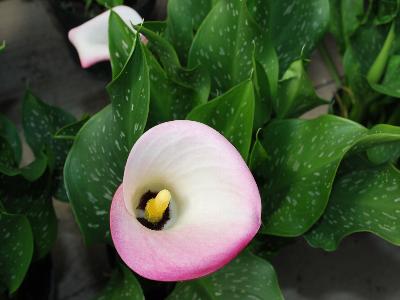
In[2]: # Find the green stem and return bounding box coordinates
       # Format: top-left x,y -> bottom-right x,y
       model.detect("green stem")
318,41 -> 342,87
367,22 -> 395,84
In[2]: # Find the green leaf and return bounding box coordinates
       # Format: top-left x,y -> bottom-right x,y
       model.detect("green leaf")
306,161 -> 400,251
249,129 -> 268,172
274,60 -> 327,118
96,0 -> 123,8
375,0 -> 400,25
165,0 -> 216,64
343,21 -> 394,102
328,0 -> 364,51
252,58 -> 273,129
65,37 -> 150,244
366,124 -> 400,164
0,174 -> 56,259
108,11 -> 136,79
264,0 -> 330,73
0,41 -> 4,52
167,250 -> 283,300
136,26 -> 181,78
54,115 -> 91,141
0,137 -> 47,182
370,55 -> 400,97
187,80 -> 254,160
0,137 -> 18,171
95,264 -> 144,300
366,22 -> 395,84
0,114 -> 22,164
22,91 -> 76,200
142,21 -> 166,34
145,49 -> 209,127
188,0 -> 277,97
0,205 -> 33,293
260,115 -> 400,236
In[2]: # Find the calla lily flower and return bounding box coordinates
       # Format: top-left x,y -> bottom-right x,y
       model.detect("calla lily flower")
110,120 -> 261,281
68,6 -> 142,68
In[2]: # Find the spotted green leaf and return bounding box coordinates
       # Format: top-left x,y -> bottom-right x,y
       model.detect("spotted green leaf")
136,26 -> 181,78
258,0 -> 330,73
54,115 -> 91,141
0,114 -> 22,164
65,37 -> 150,244
370,55 -> 400,98
165,0 -> 216,63
343,21 -> 394,104
145,49 -> 209,127
22,91 -> 76,201
187,80 -> 254,160
0,139 -> 47,182
249,129 -> 268,173
328,0 -> 364,51
108,11 -> 136,79
374,0 -> 400,25
168,250 -> 283,300
363,125 -> 400,166
0,173 -> 56,259
95,264 -> 144,300
188,0 -> 277,97
274,59 -> 327,118
306,160 -> 400,251
0,205 -> 33,294
96,0 -> 123,9
260,115 -> 400,236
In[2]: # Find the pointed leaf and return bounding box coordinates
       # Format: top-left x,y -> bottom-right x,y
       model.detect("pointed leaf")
167,251 -> 283,300
165,0 -> 216,63
0,114 -> 22,164
0,206 -> 33,293
0,174 -> 56,259
188,0 -> 277,97
187,80 -> 254,160
95,264 -> 144,300
370,55 -> 400,98
274,60 -> 327,118
65,38 -> 150,244
146,49 -> 209,127
306,161 -> 400,251
108,10 -> 137,78
260,0 -> 330,73
261,115 -> 400,236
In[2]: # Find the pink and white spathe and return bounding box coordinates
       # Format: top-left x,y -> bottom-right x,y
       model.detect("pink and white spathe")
68,6 -> 142,68
110,120 -> 261,281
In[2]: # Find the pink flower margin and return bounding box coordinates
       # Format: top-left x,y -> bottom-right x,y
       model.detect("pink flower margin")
110,120 -> 261,281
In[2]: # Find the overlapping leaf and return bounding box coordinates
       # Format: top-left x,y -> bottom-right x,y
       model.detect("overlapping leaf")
274,59 -> 327,118
96,264 -> 144,300
252,0 -> 330,73
167,251 -> 283,300
0,173 -> 56,259
22,91 -> 76,201
0,114 -> 22,164
187,80 -> 254,160
370,55 -> 400,98
306,158 -> 400,251
165,0 -> 216,63
0,205 -> 33,294
188,0 -> 278,97
65,33 -> 150,244
260,115 -> 400,236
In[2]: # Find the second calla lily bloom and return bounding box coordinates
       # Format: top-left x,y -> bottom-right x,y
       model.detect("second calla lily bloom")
110,120 -> 261,281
